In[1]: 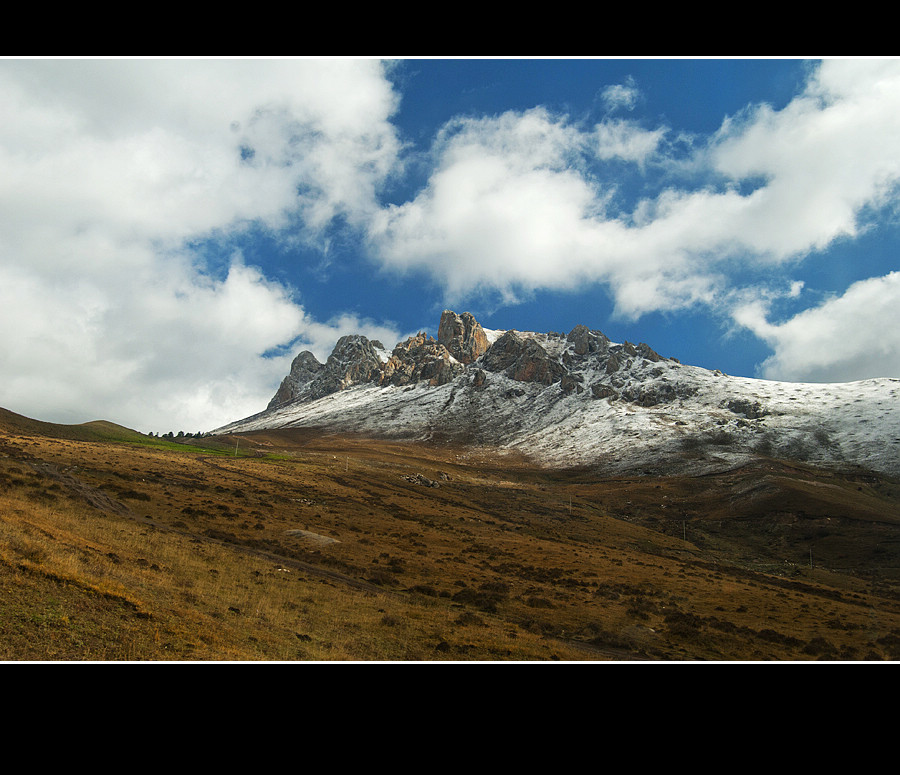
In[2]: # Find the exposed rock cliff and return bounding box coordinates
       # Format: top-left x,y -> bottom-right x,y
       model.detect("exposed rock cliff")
437,310 -> 490,364
264,311 -> 677,409
267,334 -> 387,407
380,332 -> 463,387
267,351 -> 324,409
480,330 -> 567,386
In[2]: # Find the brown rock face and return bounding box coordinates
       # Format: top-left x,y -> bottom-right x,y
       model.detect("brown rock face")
480,330 -> 565,386
566,324 -> 610,357
264,309 -> 671,414
437,310 -> 490,364
381,333 -> 463,387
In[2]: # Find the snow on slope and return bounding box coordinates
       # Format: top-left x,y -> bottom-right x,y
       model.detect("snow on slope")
215,322 -> 900,477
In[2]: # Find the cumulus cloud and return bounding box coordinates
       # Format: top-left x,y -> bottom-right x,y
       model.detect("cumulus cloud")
370,108 -> 609,302
0,58 -> 402,431
707,58 -> 900,261
370,58 -> 900,360
594,119 -> 666,165
6,58 -> 900,432
369,105 -> 738,317
733,272 -> 900,382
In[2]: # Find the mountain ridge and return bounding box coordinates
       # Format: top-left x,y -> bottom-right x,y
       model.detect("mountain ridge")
215,310 -> 900,479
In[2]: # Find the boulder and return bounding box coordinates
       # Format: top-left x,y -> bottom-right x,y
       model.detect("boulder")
560,373 -> 584,393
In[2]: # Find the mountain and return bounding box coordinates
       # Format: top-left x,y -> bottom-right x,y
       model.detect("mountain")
215,310 -> 900,478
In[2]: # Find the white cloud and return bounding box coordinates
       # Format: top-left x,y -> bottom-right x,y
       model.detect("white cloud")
0,59 -> 401,245
371,58 -> 900,339
370,108 -> 604,302
6,57 -> 900,433
600,77 -> 640,112
733,272 -> 900,382
594,119 -> 666,165
369,106 -> 738,317
0,58 -> 402,431
707,58 -> 900,261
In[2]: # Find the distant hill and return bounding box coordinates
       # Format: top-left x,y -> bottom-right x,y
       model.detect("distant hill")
0,407 -> 146,443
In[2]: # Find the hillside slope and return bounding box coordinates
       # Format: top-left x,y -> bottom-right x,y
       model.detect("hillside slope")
0,407 -> 146,443
4,412 -> 900,660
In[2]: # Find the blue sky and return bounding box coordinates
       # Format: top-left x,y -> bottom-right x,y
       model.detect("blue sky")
1,58 -> 899,433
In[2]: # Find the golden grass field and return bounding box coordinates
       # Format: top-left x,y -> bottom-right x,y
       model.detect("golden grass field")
2,407 -> 900,661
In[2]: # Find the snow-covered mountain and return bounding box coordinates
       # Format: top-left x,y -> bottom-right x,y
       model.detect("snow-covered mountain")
214,310 -> 900,477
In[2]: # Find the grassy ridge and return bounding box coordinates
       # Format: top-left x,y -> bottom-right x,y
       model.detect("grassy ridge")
0,408 -> 257,456
0,408 -> 147,443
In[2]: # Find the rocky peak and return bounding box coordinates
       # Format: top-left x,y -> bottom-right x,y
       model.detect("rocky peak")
327,335 -> 383,372
267,350 -> 324,409
320,335 -> 385,393
265,309 -> 674,411
266,334 -> 387,407
437,310 -> 490,364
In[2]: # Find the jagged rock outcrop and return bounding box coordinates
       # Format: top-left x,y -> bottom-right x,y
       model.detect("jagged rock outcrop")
480,330 -> 566,385
566,324 -> 610,357
437,310 -> 490,364
268,351 -> 324,409
265,311 -> 676,410
310,335 -> 385,399
636,342 -> 662,362
263,322 -> 480,407
380,333 -> 464,387
267,334 -> 387,406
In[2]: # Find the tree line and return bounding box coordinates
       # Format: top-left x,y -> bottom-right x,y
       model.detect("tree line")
148,431 -> 206,440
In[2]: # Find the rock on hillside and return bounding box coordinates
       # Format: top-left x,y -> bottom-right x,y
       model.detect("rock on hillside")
216,311 -> 900,478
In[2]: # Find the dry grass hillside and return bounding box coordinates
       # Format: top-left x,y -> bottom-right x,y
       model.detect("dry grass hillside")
2,408 -> 900,661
